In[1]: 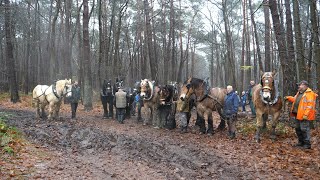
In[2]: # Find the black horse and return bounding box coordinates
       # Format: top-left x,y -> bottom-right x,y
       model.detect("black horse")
101,79 -> 115,119
158,84 -> 176,129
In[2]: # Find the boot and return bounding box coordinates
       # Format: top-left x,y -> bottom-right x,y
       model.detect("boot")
228,132 -> 236,139
293,141 -> 304,147
302,141 -> 311,149
180,127 -> 187,134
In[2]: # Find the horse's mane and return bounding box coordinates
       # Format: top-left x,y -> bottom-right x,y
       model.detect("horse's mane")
185,77 -> 204,88
163,85 -> 174,102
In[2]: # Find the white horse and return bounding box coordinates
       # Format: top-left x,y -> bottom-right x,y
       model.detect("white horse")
32,79 -> 72,120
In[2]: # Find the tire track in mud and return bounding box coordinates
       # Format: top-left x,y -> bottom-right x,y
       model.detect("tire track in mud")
3,108 -> 244,179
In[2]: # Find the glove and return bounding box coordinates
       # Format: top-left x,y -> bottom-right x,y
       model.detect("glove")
303,115 -> 308,120
284,96 -> 288,100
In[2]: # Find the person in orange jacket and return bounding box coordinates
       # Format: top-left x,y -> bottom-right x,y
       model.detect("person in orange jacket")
284,80 -> 318,149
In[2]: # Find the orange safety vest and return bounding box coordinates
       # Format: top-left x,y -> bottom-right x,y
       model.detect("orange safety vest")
287,88 -> 318,120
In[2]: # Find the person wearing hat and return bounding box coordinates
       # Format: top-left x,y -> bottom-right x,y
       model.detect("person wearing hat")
284,80 -> 318,149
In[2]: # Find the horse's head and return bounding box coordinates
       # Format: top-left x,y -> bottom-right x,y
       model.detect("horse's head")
260,70 -> 277,102
140,79 -> 154,100
159,85 -> 174,104
115,80 -> 124,90
180,78 -> 195,101
56,79 -> 72,98
102,79 -> 113,94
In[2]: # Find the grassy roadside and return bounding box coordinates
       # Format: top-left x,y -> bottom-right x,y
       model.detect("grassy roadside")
0,112 -> 22,155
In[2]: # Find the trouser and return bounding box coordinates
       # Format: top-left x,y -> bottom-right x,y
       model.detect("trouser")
136,102 -> 142,121
71,103 -> 78,118
242,104 -> 246,112
295,119 -> 311,146
226,116 -> 237,134
249,100 -> 256,116
117,108 -> 126,123
132,102 -> 136,115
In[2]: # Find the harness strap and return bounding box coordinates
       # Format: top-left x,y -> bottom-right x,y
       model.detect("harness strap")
52,83 -> 60,99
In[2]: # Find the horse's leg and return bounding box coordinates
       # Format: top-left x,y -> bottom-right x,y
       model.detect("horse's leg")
270,112 -> 281,141
54,101 -> 62,119
152,104 -> 160,128
48,103 -> 54,120
195,111 -> 206,134
206,112 -> 214,136
35,100 -> 41,118
262,113 -> 268,130
142,104 -> 150,125
109,97 -> 114,118
255,110 -> 264,143
41,104 -> 46,119
217,107 -> 226,131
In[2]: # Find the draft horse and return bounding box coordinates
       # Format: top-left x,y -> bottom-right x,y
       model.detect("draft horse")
180,77 -> 226,134
252,71 -> 283,142
140,79 -> 161,127
32,79 -> 72,120
101,79 -> 115,118
158,84 -> 176,129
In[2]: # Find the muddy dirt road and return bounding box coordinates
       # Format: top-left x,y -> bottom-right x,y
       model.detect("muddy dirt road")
1,102 -> 319,179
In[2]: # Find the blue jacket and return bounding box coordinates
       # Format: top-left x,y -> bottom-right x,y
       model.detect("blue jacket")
223,91 -> 239,117
241,94 -> 247,105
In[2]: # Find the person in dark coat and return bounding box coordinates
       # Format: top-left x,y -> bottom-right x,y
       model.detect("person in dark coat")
70,81 -> 81,119
240,91 -> 247,112
223,85 -> 239,139
247,80 -> 256,118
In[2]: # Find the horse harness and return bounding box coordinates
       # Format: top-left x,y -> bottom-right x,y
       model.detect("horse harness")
260,73 -> 280,106
52,82 -> 70,100
186,80 -> 223,108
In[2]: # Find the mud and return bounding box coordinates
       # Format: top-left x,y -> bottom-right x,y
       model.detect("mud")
2,107 -> 312,179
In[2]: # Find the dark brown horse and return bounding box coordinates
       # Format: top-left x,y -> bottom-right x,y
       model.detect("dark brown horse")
252,71 -> 283,142
180,77 -> 226,133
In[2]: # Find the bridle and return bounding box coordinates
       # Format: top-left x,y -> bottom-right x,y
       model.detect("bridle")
260,73 -> 279,105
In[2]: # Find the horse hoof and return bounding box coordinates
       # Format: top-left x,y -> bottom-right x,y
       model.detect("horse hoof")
207,132 -> 213,136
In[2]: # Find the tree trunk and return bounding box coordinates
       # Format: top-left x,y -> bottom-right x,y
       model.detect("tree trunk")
249,0 -> 263,72
263,0 -> 271,72
144,0 -> 157,81
285,0 -> 295,79
64,0 -> 72,79
309,0 -> 320,89
269,0 -> 296,95
82,0 -> 93,110
292,0 -> 305,81
4,0 -> 20,103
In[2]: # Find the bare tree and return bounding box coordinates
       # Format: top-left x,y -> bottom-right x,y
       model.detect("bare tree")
4,0 -> 19,103
292,0 -> 305,81
82,0 -> 93,110
269,0 -> 296,95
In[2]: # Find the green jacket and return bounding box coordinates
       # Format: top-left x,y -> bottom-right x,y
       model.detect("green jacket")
177,99 -> 190,113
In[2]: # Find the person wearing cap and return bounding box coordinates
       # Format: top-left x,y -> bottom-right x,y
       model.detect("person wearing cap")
284,80 -> 317,149
223,85 -> 239,139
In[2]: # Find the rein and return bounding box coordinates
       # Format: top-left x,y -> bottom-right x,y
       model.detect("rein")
52,82 -> 71,100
